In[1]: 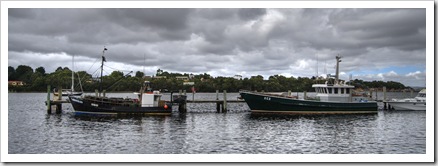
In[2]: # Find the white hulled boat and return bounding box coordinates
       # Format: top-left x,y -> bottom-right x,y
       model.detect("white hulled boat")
387,89 -> 426,111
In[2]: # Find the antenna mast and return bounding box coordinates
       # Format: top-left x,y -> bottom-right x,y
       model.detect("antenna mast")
335,54 -> 342,85
316,54 -> 318,78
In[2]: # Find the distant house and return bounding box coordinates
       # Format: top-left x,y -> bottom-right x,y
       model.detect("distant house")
183,82 -> 195,85
8,81 -> 24,86
189,73 -> 194,80
233,75 -> 243,80
176,76 -> 189,81
143,76 -> 152,80
154,76 -> 167,79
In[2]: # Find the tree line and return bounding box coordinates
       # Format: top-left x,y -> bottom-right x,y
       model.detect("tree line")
8,65 -> 410,93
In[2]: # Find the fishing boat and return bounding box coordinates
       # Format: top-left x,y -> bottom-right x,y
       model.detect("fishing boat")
386,89 -> 426,111
54,55 -> 83,96
68,47 -> 172,116
240,55 -> 378,114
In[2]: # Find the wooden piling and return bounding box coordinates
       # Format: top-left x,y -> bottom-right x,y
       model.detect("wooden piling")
216,90 -> 219,100
287,90 -> 291,96
303,91 -> 307,100
57,87 -> 62,101
55,87 -> 62,114
383,86 -> 387,102
103,90 -> 106,97
47,85 -> 51,114
95,89 -> 99,97
183,90 -> 186,96
223,90 -> 227,112
55,104 -> 62,114
216,101 -> 222,113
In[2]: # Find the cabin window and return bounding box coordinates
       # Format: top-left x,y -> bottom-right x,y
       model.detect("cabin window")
341,88 -> 344,94
328,88 -> 332,94
334,88 -> 338,94
346,88 -> 350,94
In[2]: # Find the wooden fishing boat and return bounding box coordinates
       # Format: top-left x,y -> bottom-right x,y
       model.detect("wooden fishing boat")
68,47 -> 172,116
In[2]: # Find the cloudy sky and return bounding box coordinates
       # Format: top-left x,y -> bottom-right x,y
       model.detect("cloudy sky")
8,7 -> 427,87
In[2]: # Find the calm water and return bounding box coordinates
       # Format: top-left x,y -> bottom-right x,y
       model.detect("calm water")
8,92 -> 426,154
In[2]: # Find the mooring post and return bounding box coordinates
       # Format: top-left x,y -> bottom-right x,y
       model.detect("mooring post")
95,89 -> 98,97
46,85 -> 51,114
304,91 -> 307,100
410,89 -> 413,98
179,90 -> 182,95
216,101 -> 220,112
192,91 -> 195,101
54,86 -> 62,114
287,90 -> 291,96
56,104 -> 62,114
383,86 -> 387,110
223,90 -> 227,112
183,90 -> 186,96
56,87 -> 62,101
103,90 -> 106,97
216,90 -> 219,100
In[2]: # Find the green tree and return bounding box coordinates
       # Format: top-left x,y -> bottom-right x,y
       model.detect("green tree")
8,66 -> 16,80
135,71 -> 145,78
15,65 -> 33,83
35,66 -> 46,75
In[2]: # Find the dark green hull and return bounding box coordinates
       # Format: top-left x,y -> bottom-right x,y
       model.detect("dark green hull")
240,91 -> 378,114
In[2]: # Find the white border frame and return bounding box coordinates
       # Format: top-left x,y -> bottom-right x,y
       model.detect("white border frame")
1,0 -> 434,162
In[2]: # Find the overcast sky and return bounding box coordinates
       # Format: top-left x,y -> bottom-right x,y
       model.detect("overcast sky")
8,8 -> 426,87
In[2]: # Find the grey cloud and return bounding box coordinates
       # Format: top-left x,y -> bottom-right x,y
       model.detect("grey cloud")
238,8 -> 266,20
8,8 -> 426,87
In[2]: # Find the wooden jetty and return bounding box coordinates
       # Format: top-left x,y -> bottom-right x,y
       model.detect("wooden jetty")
174,90 -> 245,113
45,85 -> 70,114
45,86 -> 245,114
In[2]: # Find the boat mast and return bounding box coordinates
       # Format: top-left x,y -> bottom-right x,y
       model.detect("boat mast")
100,47 -> 107,93
335,55 -> 342,85
72,55 -> 74,92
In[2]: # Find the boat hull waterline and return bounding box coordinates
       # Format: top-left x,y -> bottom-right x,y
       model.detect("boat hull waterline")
240,91 -> 378,114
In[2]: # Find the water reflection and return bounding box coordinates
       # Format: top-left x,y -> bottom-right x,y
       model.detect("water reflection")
8,93 -> 426,154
